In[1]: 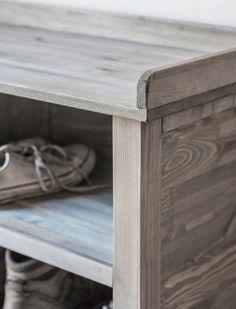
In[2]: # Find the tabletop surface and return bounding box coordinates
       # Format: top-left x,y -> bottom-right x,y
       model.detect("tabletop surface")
0,1 -> 236,120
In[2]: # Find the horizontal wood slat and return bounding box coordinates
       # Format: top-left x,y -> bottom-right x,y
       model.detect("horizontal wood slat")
141,49 -> 236,110
163,95 -> 236,132
0,190 -> 113,286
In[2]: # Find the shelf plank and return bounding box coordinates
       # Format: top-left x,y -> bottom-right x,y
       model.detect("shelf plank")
1,1 -> 236,52
0,189 -> 113,287
0,2 -> 235,120
0,24 -> 201,121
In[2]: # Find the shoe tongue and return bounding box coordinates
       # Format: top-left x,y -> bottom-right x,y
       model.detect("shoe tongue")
6,251 -> 53,280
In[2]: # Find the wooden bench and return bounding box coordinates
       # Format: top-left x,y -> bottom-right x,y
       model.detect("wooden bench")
0,1 -> 236,308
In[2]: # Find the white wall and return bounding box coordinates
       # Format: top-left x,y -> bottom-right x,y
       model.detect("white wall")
10,0 -> 236,27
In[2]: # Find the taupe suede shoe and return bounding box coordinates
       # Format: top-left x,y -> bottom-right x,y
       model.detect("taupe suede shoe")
3,251 -> 103,309
0,247 -> 6,307
0,138 -> 97,205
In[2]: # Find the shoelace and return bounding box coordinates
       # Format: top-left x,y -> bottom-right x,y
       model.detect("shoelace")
0,143 -> 108,193
6,275 -> 30,297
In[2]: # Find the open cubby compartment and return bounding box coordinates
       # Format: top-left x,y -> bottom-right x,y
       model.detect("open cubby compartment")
0,93 -> 113,287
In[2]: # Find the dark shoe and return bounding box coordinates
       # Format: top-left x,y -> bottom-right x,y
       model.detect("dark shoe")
3,251 -> 102,309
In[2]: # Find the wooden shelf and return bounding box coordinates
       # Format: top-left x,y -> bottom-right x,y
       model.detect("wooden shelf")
0,2 -> 236,120
1,2 -> 236,308
0,189 -> 113,287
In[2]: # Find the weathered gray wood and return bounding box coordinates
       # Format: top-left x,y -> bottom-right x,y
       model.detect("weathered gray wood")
113,117 -> 162,309
49,104 -> 113,186
0,95 -> 49,143
140,49 -> 236,110
0,96 -> 113,285
0,190 -> 113,287
0,3 -> 235,120
1,4 -> 236,308
161,102 -> 236,308
0,96 -> 112,177
162,242 -> 236,309
1,1 -> 236,52
163,94 -> 236,132
147,83 -> 236,120
7,96 -> 50,140
0,23 -> 202,121
50,105 -> 112,165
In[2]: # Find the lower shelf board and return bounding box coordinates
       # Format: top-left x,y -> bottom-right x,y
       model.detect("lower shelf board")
0,189 -> 113,287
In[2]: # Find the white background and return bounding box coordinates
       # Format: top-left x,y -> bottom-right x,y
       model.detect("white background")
9,0 -> 236,27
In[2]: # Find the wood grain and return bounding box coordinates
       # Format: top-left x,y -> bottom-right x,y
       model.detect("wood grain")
0,190 -> 113,287
1,3 -> 236,308
147,83 -> 236,120
141,49 -> 236,110
1,1 -> 236,51
0,23 -> 148,120
163,95 -> 236,132
0,3 -> 235,119
0,97 -> 112,175
50,104 -> 112,181
0,95 -> 50,143
0,22 -> 202,120
161,101 -> 236,308
0,96 -> 113,285
113,117 -> 161,309
6,96 -> 50,141
162,242 -> 236,309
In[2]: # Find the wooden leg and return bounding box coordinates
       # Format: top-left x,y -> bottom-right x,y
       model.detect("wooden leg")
113,117 -> 162,309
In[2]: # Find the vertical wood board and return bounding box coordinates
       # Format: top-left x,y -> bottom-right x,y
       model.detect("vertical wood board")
113,117 -> 162,309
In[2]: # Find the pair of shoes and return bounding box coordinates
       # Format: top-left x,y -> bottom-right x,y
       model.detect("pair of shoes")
0,138 -> 107,205
0,250 -> 111,309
